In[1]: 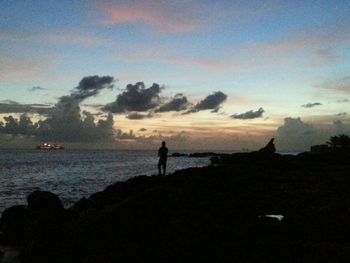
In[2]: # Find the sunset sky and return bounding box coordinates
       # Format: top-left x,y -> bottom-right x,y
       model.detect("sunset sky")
0,0 -> 349,151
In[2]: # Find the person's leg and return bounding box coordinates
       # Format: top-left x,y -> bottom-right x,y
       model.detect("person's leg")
158,162 -> 161,175
163,162 -> 166,175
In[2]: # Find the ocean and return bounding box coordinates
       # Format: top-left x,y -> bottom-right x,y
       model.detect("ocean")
0,149 -> 210,213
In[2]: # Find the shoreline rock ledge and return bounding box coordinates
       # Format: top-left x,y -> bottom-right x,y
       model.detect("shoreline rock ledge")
1,149 -> 350,262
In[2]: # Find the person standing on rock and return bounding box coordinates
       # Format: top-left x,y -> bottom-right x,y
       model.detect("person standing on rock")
158,141 -> 168,175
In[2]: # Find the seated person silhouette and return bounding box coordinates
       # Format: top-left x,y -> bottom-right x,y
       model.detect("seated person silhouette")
158,141 -> 168,175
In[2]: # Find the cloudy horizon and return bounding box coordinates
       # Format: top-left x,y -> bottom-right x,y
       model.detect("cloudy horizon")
1,1 -> 349,151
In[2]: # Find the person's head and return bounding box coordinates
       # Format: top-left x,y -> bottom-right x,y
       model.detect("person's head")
162,141 -> 166,147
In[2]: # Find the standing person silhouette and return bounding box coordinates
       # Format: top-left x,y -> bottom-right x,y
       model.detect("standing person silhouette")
158,141 -> 168,175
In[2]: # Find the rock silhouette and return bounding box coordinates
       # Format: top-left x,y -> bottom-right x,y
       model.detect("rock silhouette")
258,138 -> 276,153
1,150 -> 350,262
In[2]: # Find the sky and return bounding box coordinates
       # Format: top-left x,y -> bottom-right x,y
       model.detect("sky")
0,0 -> 349,151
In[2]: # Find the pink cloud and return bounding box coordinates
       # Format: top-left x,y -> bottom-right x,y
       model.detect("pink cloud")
0,53 -> 54,82
100,1 -> 204,33
110,46 -> 238,71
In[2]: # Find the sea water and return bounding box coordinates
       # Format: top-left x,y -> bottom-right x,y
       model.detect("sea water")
0,149 -> 210,213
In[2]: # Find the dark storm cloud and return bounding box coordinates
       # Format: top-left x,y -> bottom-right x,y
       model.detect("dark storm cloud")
37,76 -> 116,142
0,102 -> 34,113
336,112 -> 347,116
126,112 -> 153,120
104,82 -> 162,113
116,129 -> 136,140
184,91 -> 227,114
1,76 -> 117,143
82,110 -> 104,116
0,100 -> 53,114
0,114 -> 37,135
301,102 -> 322,108
156,94 -> 189,112
211,107 -> 220,113
28,86 -> 46,92
70,75 -> 115,101
230,108 -> 265,120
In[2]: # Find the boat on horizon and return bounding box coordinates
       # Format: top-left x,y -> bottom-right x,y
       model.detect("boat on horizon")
36,143 -> 64,150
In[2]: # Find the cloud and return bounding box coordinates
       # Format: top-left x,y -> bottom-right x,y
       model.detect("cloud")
116,129 -> 136,140
185,91 -> 227,114
0,76 -> 117,143
337,99 -> 349,103
274,117 -> 350,151
104,82 -> 162,113
82,110 -> 104,117
68,75 -> 115,101
0,114 -> 38,135
275,117 -> 320,151
0,53 -> 54,83
317,76 -> 350,94
101,1 -> 203,34
336,112 -> 347,116
311,48 -> 339,66
301,102 -> 322,108
28,86 -> 46,92
112,51 -> 234,71
126,112 -> 154,120
0,100 -> 53,114
277,117 -> 316,136
156,94 -> 189,112
100,0 -> 284,35
36,75 -> 115,142
230,108 -> 265,120
332,120 -> 350,135
139,128 -> 147,132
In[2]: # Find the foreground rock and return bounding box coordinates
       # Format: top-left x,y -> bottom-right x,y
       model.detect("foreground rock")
2,151 -> 350,262
258,138 -> 276,153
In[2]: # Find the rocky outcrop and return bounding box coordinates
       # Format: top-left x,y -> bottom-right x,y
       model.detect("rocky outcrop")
27,191 -> 66,229
258,138 -> 276,154
2,151 -> 350,262
0,205 -> 32,247
0,191 -> 67,262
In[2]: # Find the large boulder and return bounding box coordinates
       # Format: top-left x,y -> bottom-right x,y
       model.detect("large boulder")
27,191 -> 66,231
0,205 -> 33,246
27,191 -> 64,213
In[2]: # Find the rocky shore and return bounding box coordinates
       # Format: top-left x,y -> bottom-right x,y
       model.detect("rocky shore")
1,149 -> 350,262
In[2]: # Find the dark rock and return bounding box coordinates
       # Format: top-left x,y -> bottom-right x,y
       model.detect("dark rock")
188,152 -> 221,158
0,205 -> 33,246
171,152 -> 188,157
27,191 -> 64,213
27,191 -> 66,232
69,197 -> 95,217
258,138 -> 276,154
5,150 -> 350,262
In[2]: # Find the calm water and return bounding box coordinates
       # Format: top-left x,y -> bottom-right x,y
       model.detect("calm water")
0,149 -> 210,213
